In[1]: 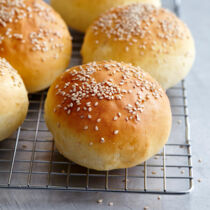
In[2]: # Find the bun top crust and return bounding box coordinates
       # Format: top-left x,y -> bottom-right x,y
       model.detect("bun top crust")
82,3 -> 195,89
47,60 -> 171,145
0,0 -> 72,92
90,3 -> 192,55
50,0 -> 161,32
0,57 -> 23,87
0,0 -> 69,54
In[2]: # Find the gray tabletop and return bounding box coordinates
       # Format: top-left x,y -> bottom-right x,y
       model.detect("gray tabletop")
0,0 -> 210,209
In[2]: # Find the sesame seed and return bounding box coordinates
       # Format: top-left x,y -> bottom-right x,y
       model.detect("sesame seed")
157,196 -> 161,200
88,114 -> 92,119
114,130 -> 119,135
95,126 -> 99,131
136,114 -> 140,121
197,179 -> 201,183
97,118 -> 101,123
100,138 -> 105,143
117,113 -> 121,117
88,107 -> 92,112
180,170 -> 185,174
89,142 -> 93,146
151,171 -> 156,175
198,159 -> 202,163
97,199 -> 103,204
86,102 -> 91,107
144,206 -> 149,210
94,102 -> 99,106
113,116 -> 118,121
84,126 -> 88,130
108,202 -> 114,206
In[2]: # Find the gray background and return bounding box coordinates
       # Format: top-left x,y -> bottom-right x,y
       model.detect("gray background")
0,0 -> 210,209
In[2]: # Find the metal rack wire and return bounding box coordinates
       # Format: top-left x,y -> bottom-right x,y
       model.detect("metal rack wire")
0,0 -> 193,194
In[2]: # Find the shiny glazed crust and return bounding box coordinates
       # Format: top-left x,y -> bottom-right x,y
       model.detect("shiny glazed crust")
81,4 -> 195,89
0,0 -> 72,93
45,61 -> 172,171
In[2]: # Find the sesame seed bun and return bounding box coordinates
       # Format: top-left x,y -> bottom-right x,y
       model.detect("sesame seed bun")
45,61 -> 172,171
0,0 -> 72,93
0,58 -> 28,142
50,0 -> 161,33
81,4 -> 195,89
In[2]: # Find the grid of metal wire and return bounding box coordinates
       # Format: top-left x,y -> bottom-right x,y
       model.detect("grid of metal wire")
0,0 -> 193,194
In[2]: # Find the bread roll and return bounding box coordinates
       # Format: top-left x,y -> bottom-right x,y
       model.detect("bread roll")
81,4 -> 195,89
0,0 -> 72,93
51,0 -> 161,32
45,61 -> 172,171
0,58 -> 28,142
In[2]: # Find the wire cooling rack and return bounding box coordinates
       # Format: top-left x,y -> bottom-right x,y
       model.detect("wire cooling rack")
0,0 -> 193,194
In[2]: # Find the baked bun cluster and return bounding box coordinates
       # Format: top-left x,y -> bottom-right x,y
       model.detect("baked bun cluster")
51,0 -> 161,33
45,61 -> 172,171
0,58 -> 28,142
81,3 -> 195,89
0,0 -> 72,93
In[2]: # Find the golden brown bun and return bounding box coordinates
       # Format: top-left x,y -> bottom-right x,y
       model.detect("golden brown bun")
45,61 -> 172,171
81,4 -> 195,89
51,0 -> 161,33
0,58 -> 29,142
0,0 -> 72,93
